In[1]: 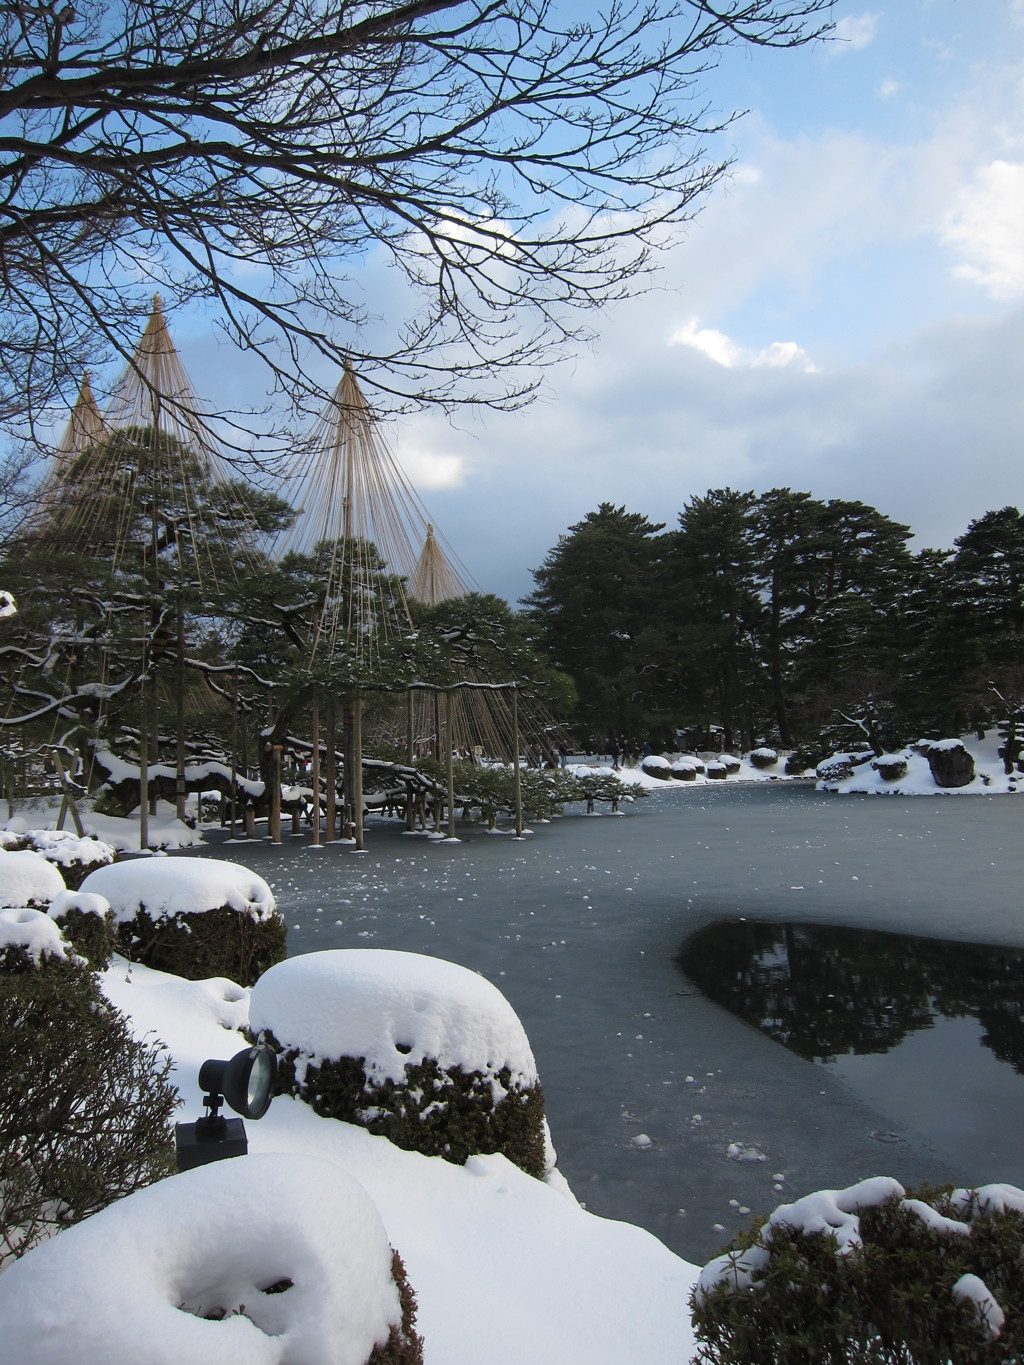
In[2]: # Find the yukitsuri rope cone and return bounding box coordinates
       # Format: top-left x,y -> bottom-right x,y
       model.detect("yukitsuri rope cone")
280,365 -> 563,769
25,296 -> 269,588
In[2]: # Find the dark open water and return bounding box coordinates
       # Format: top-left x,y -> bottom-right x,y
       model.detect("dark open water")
188,782 -> 1024,1265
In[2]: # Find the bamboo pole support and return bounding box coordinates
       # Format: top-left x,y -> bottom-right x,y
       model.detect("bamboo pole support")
353,698 -> 365,851
512,685 -> 524,838
310,695 -> 321,846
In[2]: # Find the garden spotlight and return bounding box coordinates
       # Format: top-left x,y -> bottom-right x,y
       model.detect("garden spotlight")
174,1044 -> 277,1171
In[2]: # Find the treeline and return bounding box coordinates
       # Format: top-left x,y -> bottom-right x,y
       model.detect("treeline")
524,491 -> 1024,758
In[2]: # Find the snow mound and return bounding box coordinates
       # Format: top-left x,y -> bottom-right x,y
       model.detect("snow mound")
0,1153 -> 406,1365
0,847 -> 65,907
20,828 -> 115,868
48,889 -> 112,921
0,905 -> 71,964
79,857 -> 276,923
250,948 -> 538,1086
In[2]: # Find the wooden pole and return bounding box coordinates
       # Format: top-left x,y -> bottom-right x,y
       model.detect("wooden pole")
342,701 -> 355,841
406,689 -> 415,763
310,694 -> 321,846
269,744 -> 283,844
52,751 -> 85,837
512,685 -> 524,838
229,664 -> 238,838
353,698 -> 365,851
445,689 -> 456,839
325,698 -> 337,841
175,599 -> 186,821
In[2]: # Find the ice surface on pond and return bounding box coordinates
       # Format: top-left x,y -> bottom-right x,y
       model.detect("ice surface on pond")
250,948 -> 539,1085
80,857 -> 276,922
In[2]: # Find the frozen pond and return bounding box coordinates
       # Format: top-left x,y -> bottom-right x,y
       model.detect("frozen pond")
194,781 -> 1024,1265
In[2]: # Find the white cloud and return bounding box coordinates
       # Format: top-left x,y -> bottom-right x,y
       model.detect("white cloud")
878,78 -> 899,99
942,160 -> 1024,298
669,319 -> 818,372
397,442 -> 468,490
834,14 -> 879,51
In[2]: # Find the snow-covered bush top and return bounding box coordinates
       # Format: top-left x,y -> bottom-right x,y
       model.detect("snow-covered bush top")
696,1176 -> 907,1303
930,737 -> 968,751
671,758 -> 698,770
79,857 -> 276,923
22,829 -> 115,867
0,906 -> 71,964
0,1152 -> 404,1365
749,747 -> 778,761
0,847 -> 66,907
641,755 -> 670,769
872,751 -> 910,766
250,948 -> 539,1086
48,889 -> 112,921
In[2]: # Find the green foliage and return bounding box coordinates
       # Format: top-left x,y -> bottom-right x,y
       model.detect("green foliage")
49,903 -> 117,970
116,904 -> 286,986
0,955 -> 177,1265
269,1034 -> 548,1179
367,1251 -> 424,1365
692,1187 -> 1024,1364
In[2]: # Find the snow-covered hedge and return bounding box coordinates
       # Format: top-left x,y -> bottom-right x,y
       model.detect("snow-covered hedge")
748,747 -> 779,770
0,847 -> 66,909
250,949 -> 551,1179
1,829 -> 116,889
47,890 -> 117,969
692,1177 -> 1024,1364
0,1153 -> 423,1365
0,922 -> 177,1268
80,857 -> 285,986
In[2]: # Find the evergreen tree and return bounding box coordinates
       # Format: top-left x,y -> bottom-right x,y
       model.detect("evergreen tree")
524,504 -> 668,744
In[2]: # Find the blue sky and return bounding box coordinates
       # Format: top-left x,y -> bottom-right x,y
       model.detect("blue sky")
167,2 -> 1024,606
372,0 -> 1024,604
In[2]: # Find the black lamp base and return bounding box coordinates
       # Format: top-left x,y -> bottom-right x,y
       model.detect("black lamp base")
175,1117 -> 248,1171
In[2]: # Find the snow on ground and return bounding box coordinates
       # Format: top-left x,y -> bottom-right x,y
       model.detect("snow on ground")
3,797 -> 202,851
817,731 -> 1021,797
6,949 -> 698,1364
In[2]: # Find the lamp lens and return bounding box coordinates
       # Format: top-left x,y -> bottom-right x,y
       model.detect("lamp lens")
248,1050 -> 273,1108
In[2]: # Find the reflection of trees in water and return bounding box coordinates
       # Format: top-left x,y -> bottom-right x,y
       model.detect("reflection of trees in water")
677,922 -> 1024,1071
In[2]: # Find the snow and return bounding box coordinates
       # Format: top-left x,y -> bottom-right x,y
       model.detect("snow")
0,848 -> 66,906
0,1153 -> 406,1365
47,889 -> 111,920
817,729 -> 1024,796
4,948 -> 698,1363
3,799 -> 202,851
79,857 -> 277,923
952,1274 -> 1005,1339
0,906 -> 71,964
249,949 -> 538,1086
19,829 -> 114,868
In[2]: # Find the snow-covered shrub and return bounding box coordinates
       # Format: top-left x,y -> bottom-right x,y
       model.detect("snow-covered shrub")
748,747 -> 779,770
641,755 -> 672,779
873,752 -> 910,782
719,754 -> 742,774
79,857 -> 285,986
691,1178 -> 1024,1364
816,753 -> 857,784
705,760 -> 728,780
250,949 -> 550,1179
17,828 -> 116,889
573,769 -> 644,812
0,920 -> 177,1266
0,846 -> 66,907
0,1153 -> 423,1365
670,758 -> 699,781
47,889 -> 116,969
